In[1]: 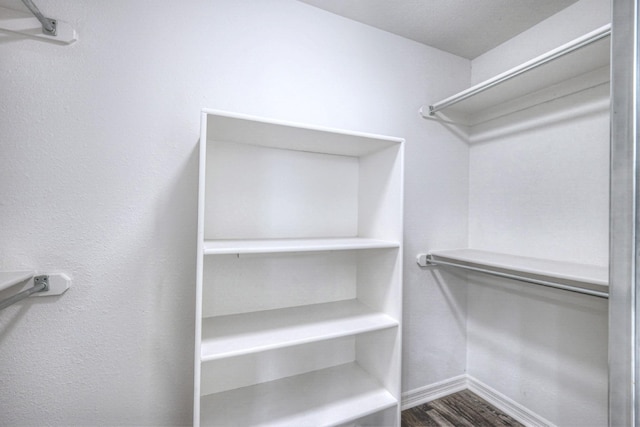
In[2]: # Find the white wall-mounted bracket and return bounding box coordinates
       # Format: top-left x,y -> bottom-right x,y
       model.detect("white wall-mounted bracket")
0,272 -> 71,311
0,5 -> 76,44
30,273 -> 71,297
416,253 -> 431,267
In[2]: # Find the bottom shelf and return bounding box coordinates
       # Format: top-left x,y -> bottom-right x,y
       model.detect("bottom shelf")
199,362 -> 397,427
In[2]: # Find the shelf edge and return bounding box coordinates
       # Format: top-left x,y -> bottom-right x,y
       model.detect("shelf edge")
201,316 -> 399,362
202,108 -> 405,144
202,238 -> 401,255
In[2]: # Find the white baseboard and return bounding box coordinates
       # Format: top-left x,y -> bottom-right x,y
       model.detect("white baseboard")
400,375 -> 467,410
401,375 -> 555,427
467,375 -> 556,427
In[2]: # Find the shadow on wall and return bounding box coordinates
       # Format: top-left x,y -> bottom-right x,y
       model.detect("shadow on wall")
467,272 -> 608,421
469,83 -> 610,145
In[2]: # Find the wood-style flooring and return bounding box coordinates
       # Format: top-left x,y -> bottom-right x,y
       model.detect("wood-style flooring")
401,390 -> 524,427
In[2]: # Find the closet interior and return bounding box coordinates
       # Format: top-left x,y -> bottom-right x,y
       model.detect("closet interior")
194,8 -> 611,427
414,12 -> 611,427
0,1 -> 622,426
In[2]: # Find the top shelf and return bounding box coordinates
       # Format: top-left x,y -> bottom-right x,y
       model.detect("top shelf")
203,109 -> 403,157
422,25 -> 611,125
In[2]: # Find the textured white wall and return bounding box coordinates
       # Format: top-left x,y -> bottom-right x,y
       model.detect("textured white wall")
466,0 -> 610,424
0,0 -> 469,424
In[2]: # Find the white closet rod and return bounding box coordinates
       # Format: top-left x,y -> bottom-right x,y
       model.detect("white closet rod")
426,255 -> 609,298
428,24 -> 612,115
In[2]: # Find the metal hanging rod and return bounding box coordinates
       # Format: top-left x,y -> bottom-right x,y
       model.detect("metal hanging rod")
0,275 -> 49,311
426,254 -> 608,299
20,0 -> 56,36
428,24 -> 612,115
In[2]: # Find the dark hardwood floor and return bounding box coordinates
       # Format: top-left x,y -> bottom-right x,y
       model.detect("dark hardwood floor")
401,390 -> 524,427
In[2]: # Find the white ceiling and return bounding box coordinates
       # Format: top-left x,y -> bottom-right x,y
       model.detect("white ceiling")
297,0 -> 580,59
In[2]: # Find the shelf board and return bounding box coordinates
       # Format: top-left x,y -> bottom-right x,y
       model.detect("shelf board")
199,362 -> 397,427
201,299 -> 398,361
0,271 -> 34,292
426,25 -> 610,125
429,249 -> 608,295
203,237 -> 400,255
203,109 -> 403,157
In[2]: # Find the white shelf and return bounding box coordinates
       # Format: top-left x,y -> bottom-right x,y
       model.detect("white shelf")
0,271 -> 34,292
204,109 -> 402,157
199,362 -> 397,427
201,299 -> 398,361
203,237 -> 400,255
429,249 -> 608,295
424,25 -> 610,125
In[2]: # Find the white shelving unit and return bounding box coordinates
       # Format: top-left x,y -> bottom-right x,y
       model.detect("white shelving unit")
421,24 -> 611,125
194,110 -> 404,426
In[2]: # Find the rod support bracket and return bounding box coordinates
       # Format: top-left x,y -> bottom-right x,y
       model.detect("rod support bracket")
41,18 -> 56,36
34,275 -> 49,292
416,253 -> 435,267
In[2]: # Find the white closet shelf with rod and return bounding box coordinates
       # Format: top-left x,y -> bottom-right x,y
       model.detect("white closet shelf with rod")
0,0 -> 76,44
0,271 -> 71,311
418,249 -> 608,298
420,24 -> 611,126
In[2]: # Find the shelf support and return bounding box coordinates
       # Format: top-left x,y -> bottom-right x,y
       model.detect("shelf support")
425,254 -> 608,298
0,275 -> 48,311
425,24 -> 611,116
0,273 -> 70,312
0,3 -> 76,44
20,0 -> 55,36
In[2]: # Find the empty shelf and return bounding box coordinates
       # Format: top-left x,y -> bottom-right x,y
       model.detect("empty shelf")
199,362 -> 397,427
203,237 -> 400,255
428,249 -> 608,297
201,299 -> 398,361
204,109 -> 402,157
0,271 -> 34,292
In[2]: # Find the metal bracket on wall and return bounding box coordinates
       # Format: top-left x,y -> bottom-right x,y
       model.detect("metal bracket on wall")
418,252 -> 608,298
0,2 -> 76,44
0,273 -> 71,312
